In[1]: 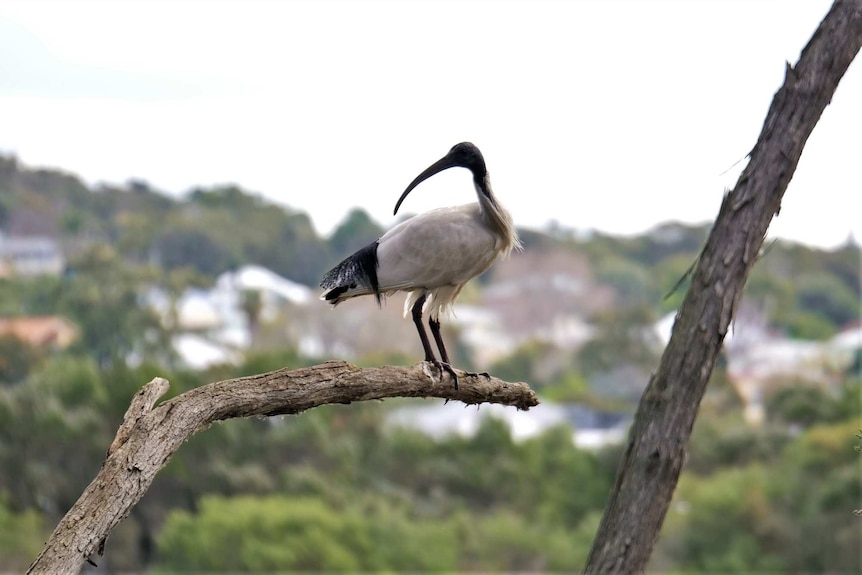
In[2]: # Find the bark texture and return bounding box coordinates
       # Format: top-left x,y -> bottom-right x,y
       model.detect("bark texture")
584,3 -> 861,574
27,361 -> 537,575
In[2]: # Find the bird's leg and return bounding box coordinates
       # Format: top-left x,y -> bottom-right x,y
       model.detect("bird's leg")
428,316 -> 460,389
410,294 -> 436,362
429,316 -> 490,381
428,316 -> 451,364
412,301 -> 457,388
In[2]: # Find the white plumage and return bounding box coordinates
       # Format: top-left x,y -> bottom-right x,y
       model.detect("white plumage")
320,142 -> 521,386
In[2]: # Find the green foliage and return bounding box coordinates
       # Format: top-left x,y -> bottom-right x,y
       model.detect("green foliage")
781,309 -> 840,340
328,208 -> 384,256
154,227 -> 237,276
26,354 -> 105,408
0,356 -> 110,516
782,419 -> 860,473
460,509 -> 586,571
594,256 -> 660,307
364,417 -> 613,528
774,420 -> 862,572
542,371 -> 589,402
577,305 -> 660,388
794,274 -> 860,327
765,382 -> 846,427
488,340 -> 558,387
156,494 -> 598,572
0,196 -> 9,228
686,418 -> 791,474
664,416 -> 862,573
0,334 -> 40,384
665,466 -> 786,573
150,409 -> 616,571
827,240 -> 862,293
59,246 -> 171,367
747,243 -> 861,339
0,496 -> 47,571
573,223 -> 708,269
160,185 -> 335,286
361,500 -> 462,570
157,496 -> 371,571
0,275 -> 62,317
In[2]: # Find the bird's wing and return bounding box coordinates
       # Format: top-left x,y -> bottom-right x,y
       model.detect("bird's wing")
376,204 -> 499,292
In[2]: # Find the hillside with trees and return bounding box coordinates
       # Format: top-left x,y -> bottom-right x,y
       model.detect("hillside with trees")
0,155 -> 859,572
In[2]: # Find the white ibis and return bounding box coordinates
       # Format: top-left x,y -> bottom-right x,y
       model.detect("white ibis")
319,142 -> 522,387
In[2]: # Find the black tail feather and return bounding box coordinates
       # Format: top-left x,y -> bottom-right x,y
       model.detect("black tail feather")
320,241 -> 381,304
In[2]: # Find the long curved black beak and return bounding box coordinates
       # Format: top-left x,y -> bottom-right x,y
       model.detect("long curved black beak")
393,153 -> 462,216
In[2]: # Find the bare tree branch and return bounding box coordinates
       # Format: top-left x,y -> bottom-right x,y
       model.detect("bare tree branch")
27,361 -> 538,575
584,3 -> 862,573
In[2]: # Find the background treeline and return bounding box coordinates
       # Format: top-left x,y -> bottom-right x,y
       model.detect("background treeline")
0,155 -> 859,572
1,154 -> 858,341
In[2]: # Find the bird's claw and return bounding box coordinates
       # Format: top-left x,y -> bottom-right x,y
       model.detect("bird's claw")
428,360 -> 460,390
440,362 -> 460,390
423,361 -> 482,390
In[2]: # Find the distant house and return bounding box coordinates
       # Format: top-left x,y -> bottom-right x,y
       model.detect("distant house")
656,308 -> 861,426
0,316 -> 78,349
0,233 -> 64,277
146,265 -> 317,369
478,249 -> 613,359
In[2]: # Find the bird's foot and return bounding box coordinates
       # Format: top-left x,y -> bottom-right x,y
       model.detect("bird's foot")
423,361 -> 486,390
427,360 -> 460,390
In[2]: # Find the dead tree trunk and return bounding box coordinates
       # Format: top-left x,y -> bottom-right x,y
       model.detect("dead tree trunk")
584,3 -> 861,573
26,361 -> 537,575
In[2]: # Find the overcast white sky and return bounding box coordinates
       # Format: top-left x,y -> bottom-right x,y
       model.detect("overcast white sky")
0,0 -> 859,248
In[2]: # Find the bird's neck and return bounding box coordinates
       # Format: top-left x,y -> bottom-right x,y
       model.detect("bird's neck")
475,174 -> 522,256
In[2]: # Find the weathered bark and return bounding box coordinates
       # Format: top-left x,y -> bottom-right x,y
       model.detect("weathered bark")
27,361 -> 537,575
584,3 -> 862,574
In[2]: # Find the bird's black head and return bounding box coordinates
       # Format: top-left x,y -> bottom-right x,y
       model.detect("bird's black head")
394,142 -> 487,215
445,142 -> 486,178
